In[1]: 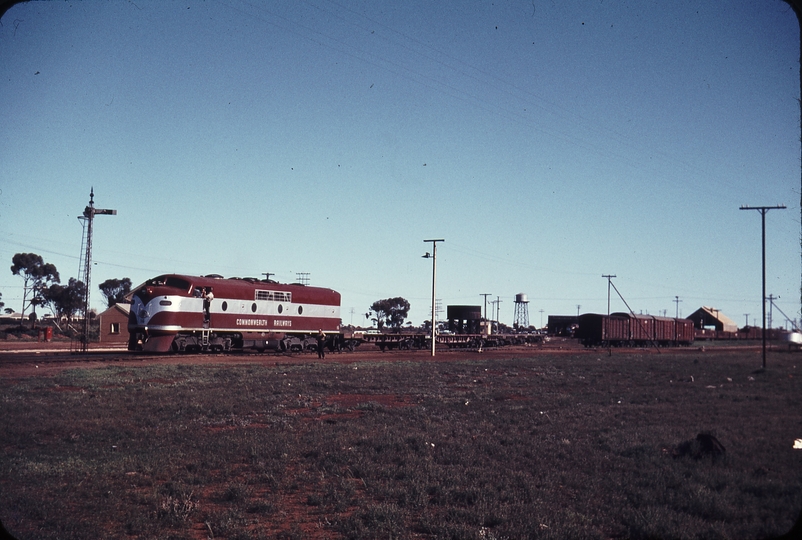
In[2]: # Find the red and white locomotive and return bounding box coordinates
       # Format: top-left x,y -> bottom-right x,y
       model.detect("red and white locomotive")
128,274 -> 341,353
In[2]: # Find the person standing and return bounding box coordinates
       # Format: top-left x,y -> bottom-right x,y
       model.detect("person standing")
203,287 -> 214,323
316,329 -> 326,359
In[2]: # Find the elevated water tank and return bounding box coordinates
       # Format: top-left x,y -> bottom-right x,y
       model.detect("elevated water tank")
515,293 -> 528,304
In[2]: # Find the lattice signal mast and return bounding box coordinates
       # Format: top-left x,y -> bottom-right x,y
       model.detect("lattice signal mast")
513,293 -> 529,329
78,188 -> 116,351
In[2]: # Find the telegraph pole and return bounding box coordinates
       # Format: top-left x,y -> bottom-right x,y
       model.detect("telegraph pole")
78,188 -> 116,352
602,275 -> 616,315
674,295 -> 682,319
480,293 -> 492,321
740,204 -> 786,369
767,295 -> 777,331
423,239 -> 444,357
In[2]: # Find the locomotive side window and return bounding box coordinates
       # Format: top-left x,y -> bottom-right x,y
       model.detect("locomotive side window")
255,290 -> 292,303
251,303 -> 257,313
277,305 -> 283,314
222,301 -> 228,311
298,306 -> 303,314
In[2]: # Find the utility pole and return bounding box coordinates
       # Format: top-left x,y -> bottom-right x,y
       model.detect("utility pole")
576,304 -> 581,317
767,294 -> 777,331
262,272 -> 275,282
423,239 -> 444,357
602,275 -> 616,315
740,204 -> 786,369
496,296 -> 502,332
539,308 -> 545,329
744,314 -> 749,328
480,293 -> 492,321
673,295 -> 683,343
77,188 -> 116,352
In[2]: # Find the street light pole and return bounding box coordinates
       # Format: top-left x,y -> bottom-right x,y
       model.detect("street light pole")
423,239 -> 444,357
740,204 -> 785,369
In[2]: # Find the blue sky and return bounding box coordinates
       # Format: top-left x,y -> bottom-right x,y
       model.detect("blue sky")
0,0 -> 799,329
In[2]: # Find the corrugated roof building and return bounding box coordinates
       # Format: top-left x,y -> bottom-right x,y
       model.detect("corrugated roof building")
687,306 -> 738,332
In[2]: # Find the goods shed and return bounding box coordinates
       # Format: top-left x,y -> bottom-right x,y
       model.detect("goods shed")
687,306 -> 738,332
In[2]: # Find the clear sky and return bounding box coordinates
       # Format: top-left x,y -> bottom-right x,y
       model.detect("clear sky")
1,0 -> 799,329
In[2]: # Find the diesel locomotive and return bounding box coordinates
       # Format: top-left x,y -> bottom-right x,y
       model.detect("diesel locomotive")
128,274 -> 341,353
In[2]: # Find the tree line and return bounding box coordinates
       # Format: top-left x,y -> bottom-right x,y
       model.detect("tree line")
6,252 -> 131,326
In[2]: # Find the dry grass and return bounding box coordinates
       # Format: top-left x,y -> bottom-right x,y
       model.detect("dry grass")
1,349 -> 800,539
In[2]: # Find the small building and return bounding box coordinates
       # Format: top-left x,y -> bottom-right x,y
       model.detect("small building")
547,315 -> 578,336
447,305 -> 482,334
0,312 -> 25,325
687,306 -> 738,332
97,303 -> 130,346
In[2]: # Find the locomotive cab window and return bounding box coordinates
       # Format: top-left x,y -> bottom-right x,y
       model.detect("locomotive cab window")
165,277 -> 191,291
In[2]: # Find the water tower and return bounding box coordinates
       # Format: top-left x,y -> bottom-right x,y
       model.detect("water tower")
513,293 -> 529,329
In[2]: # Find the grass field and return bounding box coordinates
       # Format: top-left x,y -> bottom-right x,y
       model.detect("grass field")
1,349 -> 800,539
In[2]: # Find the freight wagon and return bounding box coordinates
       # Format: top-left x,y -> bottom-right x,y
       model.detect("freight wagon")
575,313 -> 694,347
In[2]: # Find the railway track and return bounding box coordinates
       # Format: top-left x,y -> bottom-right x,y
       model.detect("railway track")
5,338 -> 756,378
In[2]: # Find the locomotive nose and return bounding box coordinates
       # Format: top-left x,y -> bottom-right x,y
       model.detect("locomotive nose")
132,296 -> 150,324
